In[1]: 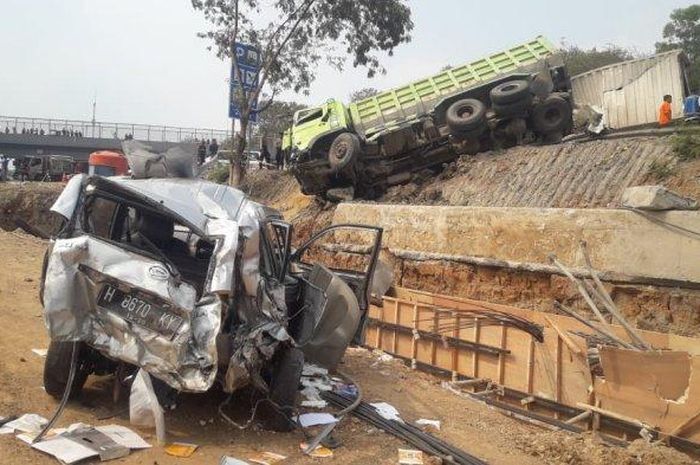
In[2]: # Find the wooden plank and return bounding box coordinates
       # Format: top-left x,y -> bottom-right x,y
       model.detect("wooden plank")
472,317 -> 481,379
411,304 -> 419,369
498,324 -> 507,385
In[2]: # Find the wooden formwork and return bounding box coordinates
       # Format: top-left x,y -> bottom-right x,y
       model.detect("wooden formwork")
365,287 -> 700,451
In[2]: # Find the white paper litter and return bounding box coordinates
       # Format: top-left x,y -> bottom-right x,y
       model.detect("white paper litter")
31,348 -> 48,357
370,402 -> 403,423
220,456 -> 251,465
398,448 -> 424,464
302,364 -> 329,377
300,376 -> 333,392
3,413 -> 48,433
301,400 -> 328,409
16,423 -> 150,464
415,419 -> 441,430
97,424 -> 151,449
294,413 -> 338,427
17,433 -> 98,464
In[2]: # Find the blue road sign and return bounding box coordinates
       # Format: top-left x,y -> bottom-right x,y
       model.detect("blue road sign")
229,43 -> 260,122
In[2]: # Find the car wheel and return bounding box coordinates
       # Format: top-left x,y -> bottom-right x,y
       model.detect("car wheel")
446,99 -> 487,134
43,341 -> 91,399
532,96 -> 571,135
492,96 -> 534,117
260,346 -> 304,432
328,133 -> 361,173
490,80 -> 531,105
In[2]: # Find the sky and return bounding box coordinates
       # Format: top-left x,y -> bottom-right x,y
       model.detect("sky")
0,0 -> 697,130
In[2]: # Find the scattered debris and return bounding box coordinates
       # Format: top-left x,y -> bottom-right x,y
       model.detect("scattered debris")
294,412 -> 338,427
31,348 -> 47,357
299,442 -> 334,458
164,442 -> 199,458
129,369 -> 166,445
415,419 -> 441,432
2,413 -> 48,434
323,391 -> 488,465
399,448 -> 425,464
370,402 -> 404,423
13,422 -> 150,464
248,451 -> 287,465
220,457 -> 251,465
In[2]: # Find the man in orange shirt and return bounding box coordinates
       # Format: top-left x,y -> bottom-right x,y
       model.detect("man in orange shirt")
659,94 -> 673,127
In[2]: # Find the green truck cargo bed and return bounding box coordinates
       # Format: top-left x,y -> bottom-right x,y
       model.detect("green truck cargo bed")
349,36 -> 557,137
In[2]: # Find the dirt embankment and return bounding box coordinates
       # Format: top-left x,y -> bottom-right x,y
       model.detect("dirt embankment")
0,182 -> 63,235
378,136 -> 699,207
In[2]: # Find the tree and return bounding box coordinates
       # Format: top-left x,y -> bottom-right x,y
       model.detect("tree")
192,0 -> 413,186
349,87 -> 379,102
656,5 -> 700,90
559,42 -> 637,76
254,99 -> 305,146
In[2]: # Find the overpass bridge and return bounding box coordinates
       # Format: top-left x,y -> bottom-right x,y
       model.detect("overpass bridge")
0,115 -> 231,160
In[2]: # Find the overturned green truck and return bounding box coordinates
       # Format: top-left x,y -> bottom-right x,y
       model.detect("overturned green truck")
284,36 -> 573,198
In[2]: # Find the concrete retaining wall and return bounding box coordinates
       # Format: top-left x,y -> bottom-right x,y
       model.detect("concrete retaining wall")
333,204 -> 700,284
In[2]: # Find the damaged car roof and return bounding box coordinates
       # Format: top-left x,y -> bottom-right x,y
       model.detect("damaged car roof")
53,174 -> 277,234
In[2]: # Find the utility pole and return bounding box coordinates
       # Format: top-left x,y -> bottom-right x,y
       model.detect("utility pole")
91,94 -> 97,138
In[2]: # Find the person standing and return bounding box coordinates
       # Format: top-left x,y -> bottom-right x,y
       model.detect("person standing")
0,155 -> 7,181
261,144 -> 271,169
209,138 -> 219,158
197,140 -> 207,165
659,95 -> 673,127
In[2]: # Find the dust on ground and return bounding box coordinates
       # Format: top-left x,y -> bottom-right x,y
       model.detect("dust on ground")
0,228 -> 694,465
0,182 -> 63,234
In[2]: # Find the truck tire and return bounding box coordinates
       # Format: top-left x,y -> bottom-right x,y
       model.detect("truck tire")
492,96 -> 533,117
261,346 -> 304,432
490,80 -> 531,105
446,99 -> 486,134
44,341 -> 90,399
328,133 -> 361,173
532,96 -> 571,135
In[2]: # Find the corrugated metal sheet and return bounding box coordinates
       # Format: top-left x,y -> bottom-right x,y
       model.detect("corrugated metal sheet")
571,50 -> 689,128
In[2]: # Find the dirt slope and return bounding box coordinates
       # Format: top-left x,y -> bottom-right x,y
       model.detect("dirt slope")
379,136 -> 699,208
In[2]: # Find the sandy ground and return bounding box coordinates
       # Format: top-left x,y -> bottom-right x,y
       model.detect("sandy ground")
0,224 -> 695,464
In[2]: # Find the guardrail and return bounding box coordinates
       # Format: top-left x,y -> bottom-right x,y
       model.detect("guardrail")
0,115 -> 230,143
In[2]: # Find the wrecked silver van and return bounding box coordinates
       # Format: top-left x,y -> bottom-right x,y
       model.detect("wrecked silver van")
40,174 -> 381,429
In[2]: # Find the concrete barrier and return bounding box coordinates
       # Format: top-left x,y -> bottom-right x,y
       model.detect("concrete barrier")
333,203 -> 700,284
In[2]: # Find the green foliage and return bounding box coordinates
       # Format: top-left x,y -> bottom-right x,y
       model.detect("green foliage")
255,100 -> 305,138
648,159 -> 674,179
349,87 -> 379,102
559,42 -> 637,76
207,162 -> 230,184
671,133 -> 700,161
656,5 -> 700,91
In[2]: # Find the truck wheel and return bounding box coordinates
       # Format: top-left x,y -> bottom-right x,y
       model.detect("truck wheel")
492,96 -> 533,117
532,96 -> 571,134
446,99 -> 486,134
328,133 -> 361,173
44,341 -> 91,399
260,346 -> 304,432
490,80 -> 531,105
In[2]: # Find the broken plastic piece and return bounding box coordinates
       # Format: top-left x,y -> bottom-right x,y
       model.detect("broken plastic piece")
294,412 -> 338,427
129,369 -> 166,445
165,442 -> 199,458
300,441 -> 333,458
248,451 -> 287,465
370,402 -> 403,423
3,413 -> 48,434
220,457 -> 251,465
415,419 -> 441,431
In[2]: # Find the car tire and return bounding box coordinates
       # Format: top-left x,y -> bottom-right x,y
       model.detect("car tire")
446,99 -> 487,134
43,341 -> 90,399
328,133 -> 361,173
492,96 -> 534,117
261,346 -> 304,432
490,80 -> 531,105
532,96 -> 571,135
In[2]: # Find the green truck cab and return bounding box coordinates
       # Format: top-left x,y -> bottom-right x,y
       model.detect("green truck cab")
286,36 -> 573,198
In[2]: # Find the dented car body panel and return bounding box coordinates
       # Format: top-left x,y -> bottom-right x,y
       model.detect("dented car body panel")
42,174 -> 382,395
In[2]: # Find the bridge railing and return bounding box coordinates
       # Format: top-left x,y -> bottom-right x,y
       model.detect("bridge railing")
0,115 -> 230,143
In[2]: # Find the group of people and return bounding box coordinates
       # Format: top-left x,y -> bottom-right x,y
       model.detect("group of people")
197,138 -> 219,165
259,144 -> 285,170
4,126 -> 84,137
